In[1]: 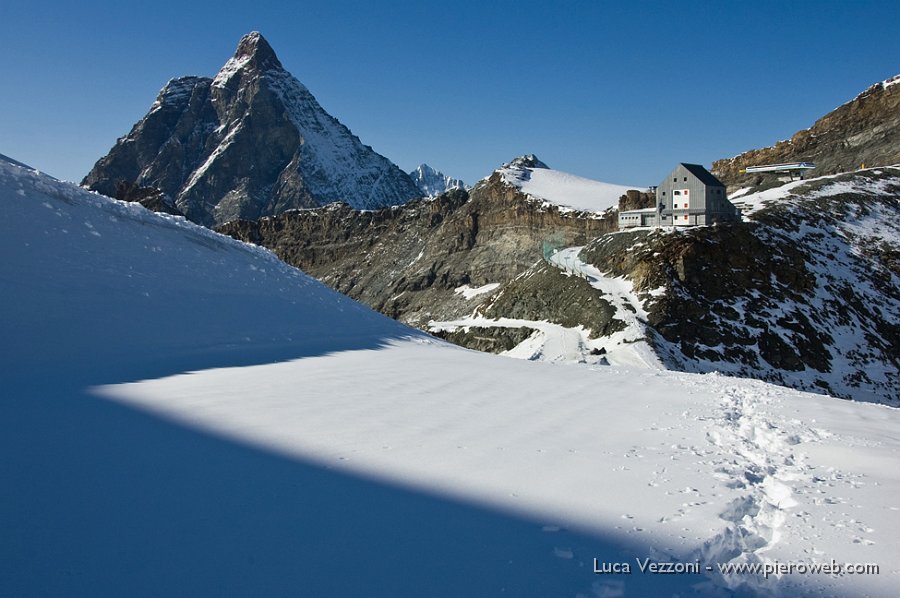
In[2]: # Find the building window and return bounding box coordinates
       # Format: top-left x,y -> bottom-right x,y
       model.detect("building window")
674,177 -> 677,182
684,177 -> 688,181
684,203 -> 688,208
673,190 -> 680,196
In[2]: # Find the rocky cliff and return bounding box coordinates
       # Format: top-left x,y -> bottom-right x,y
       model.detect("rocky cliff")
219,157 -> 620,327
83,32 -> 421,226
712,75 -> 900,191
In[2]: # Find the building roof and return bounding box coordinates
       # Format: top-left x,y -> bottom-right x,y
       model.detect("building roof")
680,163 -> 725,187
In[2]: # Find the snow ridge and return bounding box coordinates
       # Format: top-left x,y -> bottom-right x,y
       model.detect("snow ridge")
851,73 -> 900,103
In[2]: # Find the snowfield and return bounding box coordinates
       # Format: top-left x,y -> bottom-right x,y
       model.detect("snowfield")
499,161 -> 642,213
2,155 -> 899,597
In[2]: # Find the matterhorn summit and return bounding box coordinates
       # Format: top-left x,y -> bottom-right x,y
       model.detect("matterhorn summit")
83,32 -> 421,226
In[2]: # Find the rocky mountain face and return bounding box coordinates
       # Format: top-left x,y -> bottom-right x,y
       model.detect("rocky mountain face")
713,75 -> 900,191
409,164 -> 468,197
83,32 -> 421,226
453,169 -> 899,404
219,158 -> 619,326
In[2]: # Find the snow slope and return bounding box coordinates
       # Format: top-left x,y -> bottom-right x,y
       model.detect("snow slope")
735,167 -> 900,218
499,157 -> 642,213
729,169 -> 900,403
0,155 -> 421,377
2,155 -> 899,597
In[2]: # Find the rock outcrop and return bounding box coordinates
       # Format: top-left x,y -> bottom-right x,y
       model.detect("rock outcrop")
476,262 -> 623,339
713,75 -> 900,191
112,181 -> 184,216
83,32 -> 421,226
618,189 -> 655,211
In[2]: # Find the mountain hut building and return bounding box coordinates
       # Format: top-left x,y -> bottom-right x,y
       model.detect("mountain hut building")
619,163 -> 739,228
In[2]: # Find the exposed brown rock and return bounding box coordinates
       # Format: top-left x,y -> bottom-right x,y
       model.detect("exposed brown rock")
219,173 -> 618,328
712,76 -> 900,191
618,190 -> 655,211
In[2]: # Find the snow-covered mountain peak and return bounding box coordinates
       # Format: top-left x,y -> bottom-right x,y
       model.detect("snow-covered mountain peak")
503,154 -> 549,170
234,31 -> 281,69
497,156 -> 642,213
84,32 -> 420,226
409,164 -> 467,197
213,31 -> 287,89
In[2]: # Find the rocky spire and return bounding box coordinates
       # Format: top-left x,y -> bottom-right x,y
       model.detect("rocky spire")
232,31 -> 282,72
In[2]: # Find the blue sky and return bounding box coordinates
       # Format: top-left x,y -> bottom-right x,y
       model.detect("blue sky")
2,0 -> 899,187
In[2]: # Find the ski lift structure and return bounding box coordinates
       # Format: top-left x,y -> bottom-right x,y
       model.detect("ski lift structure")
742,162 -> 816,181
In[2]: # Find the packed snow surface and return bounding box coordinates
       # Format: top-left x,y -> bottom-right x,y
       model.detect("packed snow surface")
500,163 -> 642,213
2,155 -> 899,597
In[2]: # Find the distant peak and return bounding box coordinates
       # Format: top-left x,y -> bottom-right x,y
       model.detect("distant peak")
413,164 -> 437,176
232,31 -> 282,71
504,154 -> 549,170
409,163 -> 468,196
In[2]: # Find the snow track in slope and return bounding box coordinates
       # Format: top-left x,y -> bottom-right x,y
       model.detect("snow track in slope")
698,384 -> 814,593
547,246 -> 663,369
